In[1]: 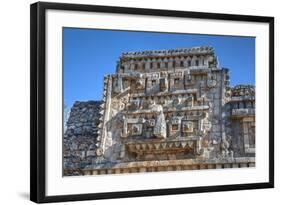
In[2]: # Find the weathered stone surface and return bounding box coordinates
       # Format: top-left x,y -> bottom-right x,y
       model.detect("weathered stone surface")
63,101 -> 101,174
63,46 -> 255,176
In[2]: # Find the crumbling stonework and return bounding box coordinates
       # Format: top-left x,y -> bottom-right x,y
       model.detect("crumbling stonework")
64,46 -> 255,176
64,101 -> 101,175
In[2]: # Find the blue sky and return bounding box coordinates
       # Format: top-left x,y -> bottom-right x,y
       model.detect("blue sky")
63,28 -> 255,107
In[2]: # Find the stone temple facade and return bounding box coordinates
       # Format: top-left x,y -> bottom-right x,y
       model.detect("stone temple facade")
64,46 -> 255,176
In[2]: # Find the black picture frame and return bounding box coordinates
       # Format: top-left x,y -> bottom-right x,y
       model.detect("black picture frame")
30,1 -> 274,203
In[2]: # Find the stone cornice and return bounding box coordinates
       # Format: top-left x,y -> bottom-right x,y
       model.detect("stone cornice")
121,46 -> 214,60
86,157 -> 255,169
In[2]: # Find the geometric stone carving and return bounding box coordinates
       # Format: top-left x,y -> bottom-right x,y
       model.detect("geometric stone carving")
64,46 -> 255,176
146,119 -> 156,127
182,121 -> 194,133
160,78 -> 168,92
130,123 -> 143,136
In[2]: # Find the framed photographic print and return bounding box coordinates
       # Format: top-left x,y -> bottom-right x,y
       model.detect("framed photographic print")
30,1 -> 274,203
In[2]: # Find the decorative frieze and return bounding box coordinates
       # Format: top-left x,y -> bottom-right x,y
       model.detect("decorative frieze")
63,46 -> 255,176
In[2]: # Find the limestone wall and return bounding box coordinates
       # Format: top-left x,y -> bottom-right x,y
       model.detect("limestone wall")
63,101 -> 101,175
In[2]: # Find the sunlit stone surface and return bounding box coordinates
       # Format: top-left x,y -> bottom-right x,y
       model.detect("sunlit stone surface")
63,46 -> 255,176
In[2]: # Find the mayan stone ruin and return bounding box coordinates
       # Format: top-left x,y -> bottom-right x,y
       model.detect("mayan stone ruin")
64,46 -> 255,176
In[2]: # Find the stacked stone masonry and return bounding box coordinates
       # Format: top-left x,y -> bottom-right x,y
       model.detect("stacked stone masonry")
64,46 -> 255,176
